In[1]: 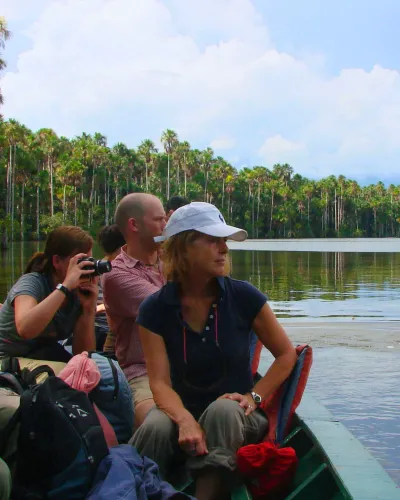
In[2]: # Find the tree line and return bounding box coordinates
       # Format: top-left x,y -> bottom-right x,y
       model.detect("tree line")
1,119 -> 399,248
1,16 -> 400,247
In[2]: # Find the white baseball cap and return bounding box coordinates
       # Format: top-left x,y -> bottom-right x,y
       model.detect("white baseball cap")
154,202 -> 247,242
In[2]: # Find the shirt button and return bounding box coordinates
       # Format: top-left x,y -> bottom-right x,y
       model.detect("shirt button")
209,315 -> 214,319
202,337 -> 206,342
205,326 -> 210,331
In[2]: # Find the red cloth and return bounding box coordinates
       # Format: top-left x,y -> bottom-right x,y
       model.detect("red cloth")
237,441 -> 298,499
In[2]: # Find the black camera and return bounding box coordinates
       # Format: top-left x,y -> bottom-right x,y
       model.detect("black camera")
77,257 -> 112,276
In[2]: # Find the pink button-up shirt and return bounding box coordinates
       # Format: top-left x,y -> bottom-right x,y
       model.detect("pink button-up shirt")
102,246 -> 166,381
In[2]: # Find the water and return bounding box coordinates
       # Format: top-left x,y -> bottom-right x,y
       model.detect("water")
0,242 -> 399,485
229,249 -> 400,486
230,250 -> 400,321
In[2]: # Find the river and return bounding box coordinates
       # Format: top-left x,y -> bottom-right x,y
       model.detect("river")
0,241 -> 399,485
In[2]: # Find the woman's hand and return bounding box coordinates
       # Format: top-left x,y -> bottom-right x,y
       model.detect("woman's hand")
77,277 -> 99,313
178,415 -> 209,456
96,303 -> 106,315
63,254 -> 96,291
218,392 -> 256,416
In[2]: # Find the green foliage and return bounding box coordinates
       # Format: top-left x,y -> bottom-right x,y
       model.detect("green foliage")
0,120 -> 399,244
40,213 -> 66,234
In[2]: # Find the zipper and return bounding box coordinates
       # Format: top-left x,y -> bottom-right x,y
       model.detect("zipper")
72,354 -> 89,390
107,358 -> 119,399
88,352 -> 119,400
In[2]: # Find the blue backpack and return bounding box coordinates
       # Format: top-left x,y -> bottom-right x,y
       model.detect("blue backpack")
88,352 -> 134,443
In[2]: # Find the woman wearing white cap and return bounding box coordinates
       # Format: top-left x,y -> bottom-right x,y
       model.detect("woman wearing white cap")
131,202 -> 297,500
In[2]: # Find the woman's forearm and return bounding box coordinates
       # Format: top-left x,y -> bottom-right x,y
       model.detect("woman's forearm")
16,290 -> 66,339
152,382 -> 194,425
253,350 -> 297,400
72,311 -> 96,354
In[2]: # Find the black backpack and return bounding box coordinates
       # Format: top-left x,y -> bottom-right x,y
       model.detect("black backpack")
0,357 -> 55,395
2,374 -> 109,500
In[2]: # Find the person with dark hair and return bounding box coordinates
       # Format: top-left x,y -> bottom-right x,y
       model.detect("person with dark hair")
165,196 -> 190,220
97,224 -> 126,259
0,226 -> 98,363
96,224 -> 125,351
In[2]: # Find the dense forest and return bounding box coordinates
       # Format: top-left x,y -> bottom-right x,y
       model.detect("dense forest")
1,20 -> 399,247
1,120 -> 400,247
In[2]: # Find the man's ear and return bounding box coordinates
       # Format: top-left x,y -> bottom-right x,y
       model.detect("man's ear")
127,217 -> 139,233
168,209 -> 174,218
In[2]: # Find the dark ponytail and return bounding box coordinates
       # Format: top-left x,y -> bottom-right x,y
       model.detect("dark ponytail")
24,252 -> 50,274
24,226 -> 93,275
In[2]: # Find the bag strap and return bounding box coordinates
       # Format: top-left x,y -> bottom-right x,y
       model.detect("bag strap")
88,350 -> 117,361
0,373 -> 25,395
21,365 -> 55,387
1,356 -> 22,377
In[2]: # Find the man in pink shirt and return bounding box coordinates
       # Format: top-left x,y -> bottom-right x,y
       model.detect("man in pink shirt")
102,193 -> 166,427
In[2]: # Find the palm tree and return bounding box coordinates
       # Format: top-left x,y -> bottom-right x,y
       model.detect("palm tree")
36,128 -> 59,217
0,17 -> 11,111
161,129 -> 178,199
138,139 -> 158,192
178,141 -> 191,197
302,183 -> 315,227
214,157 -> 234,211
201,147 -> 214,201
3,119 -> 26,246
267,179 -> 280,235
252,166 -> 269,236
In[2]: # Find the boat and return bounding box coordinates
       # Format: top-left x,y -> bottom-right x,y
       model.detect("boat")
179,388 -> 399,499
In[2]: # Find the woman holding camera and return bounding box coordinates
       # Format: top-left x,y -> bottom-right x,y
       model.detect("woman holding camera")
0,226 -> 99,363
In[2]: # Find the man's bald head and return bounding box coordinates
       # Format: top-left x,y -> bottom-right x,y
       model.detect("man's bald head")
115,193 -> 164,238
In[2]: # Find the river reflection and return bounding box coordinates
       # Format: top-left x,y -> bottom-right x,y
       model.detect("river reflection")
231,250 -> 400,321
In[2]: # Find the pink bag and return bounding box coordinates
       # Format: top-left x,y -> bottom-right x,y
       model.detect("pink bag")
59,351 -> 118,448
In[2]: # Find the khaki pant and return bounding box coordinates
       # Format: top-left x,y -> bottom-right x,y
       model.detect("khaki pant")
0,459 -> 11,500
17,358 -> 66,382
130,398 -> 268,481
128,375 -> 153,407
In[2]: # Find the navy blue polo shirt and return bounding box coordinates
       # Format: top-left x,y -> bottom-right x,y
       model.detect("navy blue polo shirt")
137,277 -> 267,417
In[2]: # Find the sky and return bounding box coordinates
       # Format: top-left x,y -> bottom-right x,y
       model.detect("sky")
1,0 -> 400,184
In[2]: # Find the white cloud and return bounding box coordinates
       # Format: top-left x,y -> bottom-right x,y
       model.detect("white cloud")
259,135 -> 306,164
209,136 -> 235,150
2,0 -> 400,181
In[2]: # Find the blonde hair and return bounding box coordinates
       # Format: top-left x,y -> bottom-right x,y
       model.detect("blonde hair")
161,230 -> 231,282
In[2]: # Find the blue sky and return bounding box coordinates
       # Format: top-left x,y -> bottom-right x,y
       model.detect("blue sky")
1,0 -> 400,184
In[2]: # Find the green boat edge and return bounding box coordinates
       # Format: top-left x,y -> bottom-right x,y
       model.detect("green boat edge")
179,393 -> 399,499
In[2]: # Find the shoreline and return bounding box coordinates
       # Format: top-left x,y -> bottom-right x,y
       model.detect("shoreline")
228,238 -> 400,252
279,320 -> 400,351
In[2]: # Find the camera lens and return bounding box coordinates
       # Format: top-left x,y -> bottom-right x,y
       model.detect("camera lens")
96,260 -> 112,275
